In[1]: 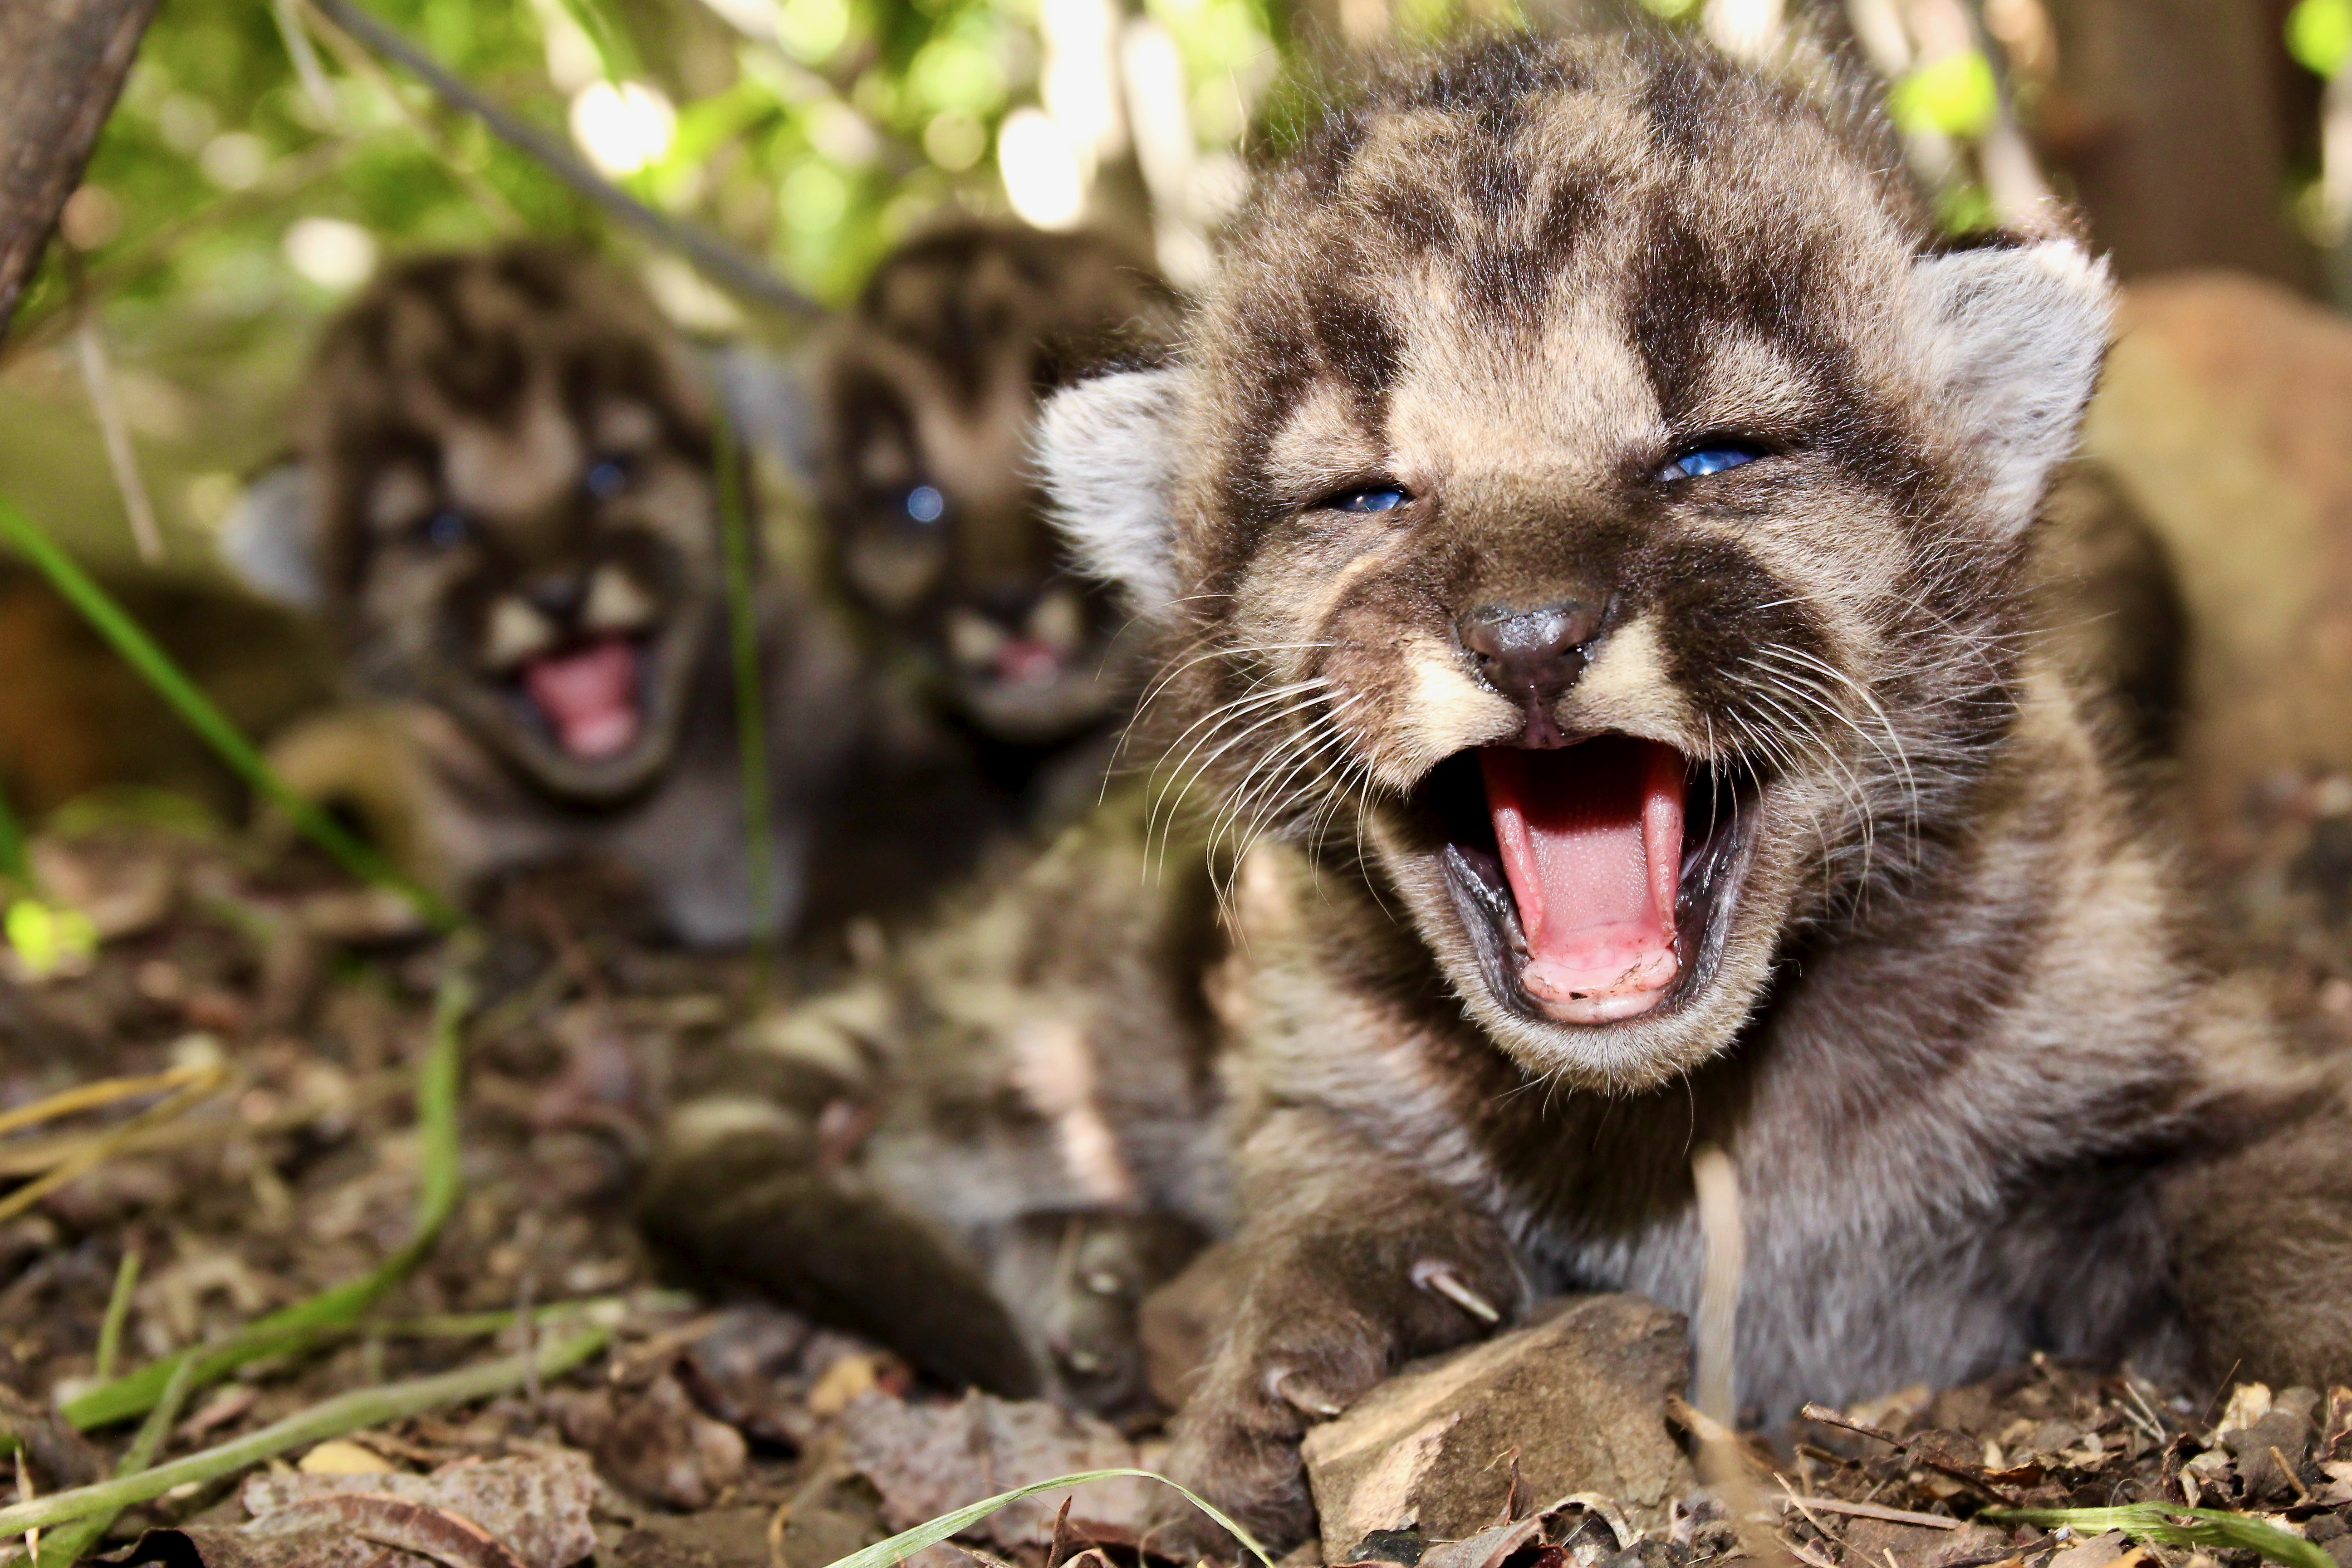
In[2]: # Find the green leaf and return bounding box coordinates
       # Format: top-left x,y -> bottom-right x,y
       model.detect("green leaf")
5,898 -> 98,977
1984,1504 -> 2335,1568
2289,0 -> 2352,78
1891,50 -> 2000,140
818,1468 -> 1279,1568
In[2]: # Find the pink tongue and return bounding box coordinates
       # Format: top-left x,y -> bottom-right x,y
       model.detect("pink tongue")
1479,739 -> 1686,1024
994,638 -> 1063,685
523,638 -> 641,760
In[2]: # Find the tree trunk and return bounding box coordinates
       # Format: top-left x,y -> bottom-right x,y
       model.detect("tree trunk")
2039,0 -> 2316,291
0,0 -> 159,338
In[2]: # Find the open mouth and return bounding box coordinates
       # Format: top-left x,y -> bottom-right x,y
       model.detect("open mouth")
517,635 -> 650,761
988,637 -> 1070,689
1421,735 -> 1755,1026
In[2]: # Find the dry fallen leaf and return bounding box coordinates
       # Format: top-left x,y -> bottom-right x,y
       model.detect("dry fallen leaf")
836,1388 -> 1152,1552
240,1449 -> 598,1568
550,1372 -> 747,1511
122,1494 -> 520,1568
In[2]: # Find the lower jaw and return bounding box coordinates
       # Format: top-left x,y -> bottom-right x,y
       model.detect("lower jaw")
1522,943 -> 1682,1023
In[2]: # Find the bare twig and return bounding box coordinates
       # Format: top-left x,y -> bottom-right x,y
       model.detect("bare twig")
1772,1494 -> 1963,1531
301,0 -> 822,318
0,1066 -> 227,1227
1686,1147 -> 1792,1568
292,0 -> 524,233
1800,1401 -> 1907,1448
0,1065 -> 222,1141
1692,1144 -> 1742,1426
71,306 -> 164,564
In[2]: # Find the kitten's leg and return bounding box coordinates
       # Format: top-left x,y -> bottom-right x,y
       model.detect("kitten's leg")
1154,1107 -> 1527,1559
639,1099 -> 1042,1397
2162,1095 -> 2352,1389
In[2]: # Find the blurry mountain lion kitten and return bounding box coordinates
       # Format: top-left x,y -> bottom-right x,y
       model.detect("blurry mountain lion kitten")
1033,34 -> 2352,1551
225,243 -> 975,945
810,222 -> 1179,823
640,785 -> 1236,1426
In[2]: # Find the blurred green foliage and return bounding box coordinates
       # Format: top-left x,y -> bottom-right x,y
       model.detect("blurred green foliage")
12,0 -> 1282,348
2291,0 -> 2352,79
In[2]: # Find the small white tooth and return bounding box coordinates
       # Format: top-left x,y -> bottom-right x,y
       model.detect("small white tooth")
583,564 -> 657,631
481,596 -> 557,670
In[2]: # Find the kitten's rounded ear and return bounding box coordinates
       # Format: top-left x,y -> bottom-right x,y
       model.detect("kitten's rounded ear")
217,461 -> 324,611
1036,367 -> 1191,623
1910,240 -> 2114,534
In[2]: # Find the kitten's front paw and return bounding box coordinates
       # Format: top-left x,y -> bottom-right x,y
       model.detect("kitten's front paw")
1149,1238 -> 1520,1560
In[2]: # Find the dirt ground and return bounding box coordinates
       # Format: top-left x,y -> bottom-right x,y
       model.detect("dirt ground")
6,810 -> 2352,1568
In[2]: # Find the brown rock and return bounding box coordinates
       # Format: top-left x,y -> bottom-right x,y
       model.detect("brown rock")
1300,1294 -> 1695,1562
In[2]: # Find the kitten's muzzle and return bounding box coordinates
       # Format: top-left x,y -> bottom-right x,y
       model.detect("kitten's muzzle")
1457,597 -> 1604,749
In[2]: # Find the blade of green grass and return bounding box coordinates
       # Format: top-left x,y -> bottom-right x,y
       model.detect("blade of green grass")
0,1326 -> 610,1538
0,780 -> 24,886
1983,1504 -> 2333,1568
34,1337 -> 198,1566
817,1468 -> 1278,1568
92,1251 -> 141,1385
711,397 -> 779,973
59,946 -> 475,1431
0,494 -> 462,933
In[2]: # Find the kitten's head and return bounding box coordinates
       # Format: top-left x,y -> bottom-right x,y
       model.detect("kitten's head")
287,244 -> 725,805
1040,35 -> 2110,1090
818,222 -> 1178,747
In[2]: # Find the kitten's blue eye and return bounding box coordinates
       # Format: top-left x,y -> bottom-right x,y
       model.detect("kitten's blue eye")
1328,485 -> 1406,514
584,459 -> 630,500
420,509 -> 471,550
1658,444 -> 1762,481
905,485 -> 946,524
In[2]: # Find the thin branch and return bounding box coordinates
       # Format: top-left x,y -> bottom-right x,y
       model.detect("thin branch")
303,0 -> 822,318
72,308 -> 165,564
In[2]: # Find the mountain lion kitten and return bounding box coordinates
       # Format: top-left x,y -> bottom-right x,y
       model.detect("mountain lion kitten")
639,785 -> 1235,1425
228,244 -> 974,945
1037,34 -> 2352,1551
811,223 -> 1178,822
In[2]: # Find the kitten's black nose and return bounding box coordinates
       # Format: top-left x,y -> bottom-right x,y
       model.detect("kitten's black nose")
527,573 -> 586,620
1458,599 -> 1603,743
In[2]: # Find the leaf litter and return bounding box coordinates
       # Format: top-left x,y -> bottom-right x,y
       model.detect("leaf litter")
4,817 -> 2352,1568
